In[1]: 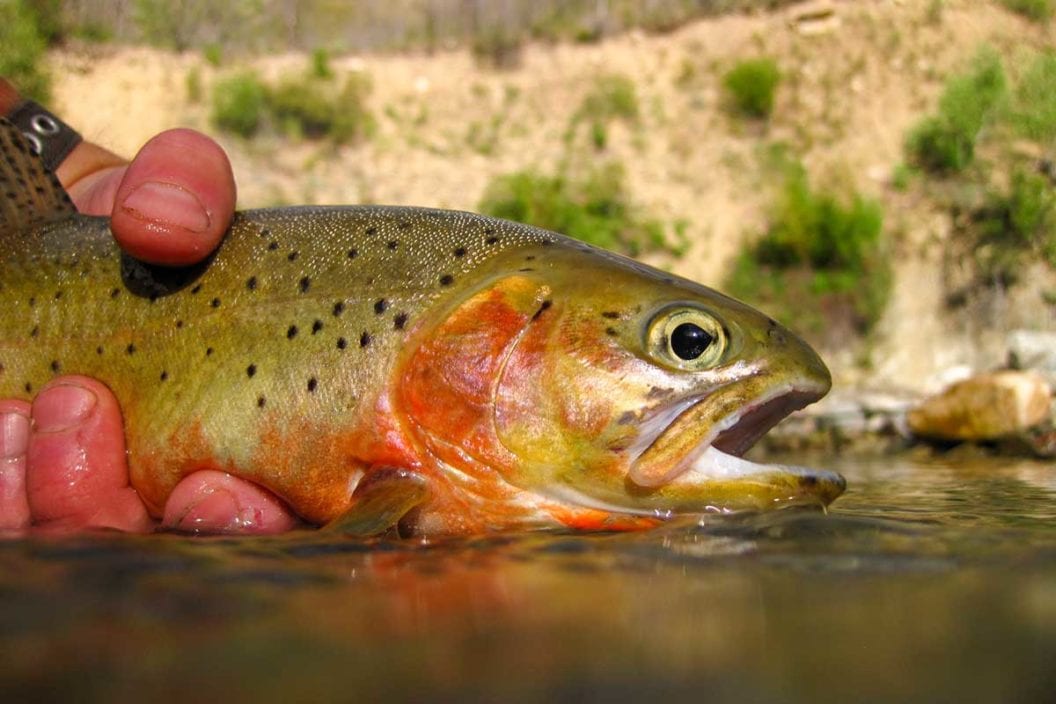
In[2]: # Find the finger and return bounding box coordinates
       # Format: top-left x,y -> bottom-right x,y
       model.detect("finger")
0,400 -> 32,531
109,128 -> 236,266
26,376 -> 153,532
163,470 -> 300,535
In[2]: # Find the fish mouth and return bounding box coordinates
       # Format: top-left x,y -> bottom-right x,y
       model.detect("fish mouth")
628,383 -> 845,509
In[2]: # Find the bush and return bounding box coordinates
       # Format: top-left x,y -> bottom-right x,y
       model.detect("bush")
723,58 -> 780,119
727,157 -> 889,339
1008,51 -> 1056,145
906,49 -> 1006,173
211,72 -> 266,138
471,27 -> 523,69
570,74 -> 639,150
479,163 -> 680,257
0,0 -> 51,103
972,168 -> 1056,281
1000,0 -> 1054,21
267,72 -> 374,143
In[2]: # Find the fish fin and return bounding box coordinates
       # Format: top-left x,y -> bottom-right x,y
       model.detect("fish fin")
323,468 -> 430,537
0,116 -> 77,235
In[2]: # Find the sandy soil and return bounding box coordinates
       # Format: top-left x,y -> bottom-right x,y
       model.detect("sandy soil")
46,0 -> 1056,391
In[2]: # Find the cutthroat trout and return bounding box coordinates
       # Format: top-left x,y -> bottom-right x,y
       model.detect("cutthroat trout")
0,119 -> 843,536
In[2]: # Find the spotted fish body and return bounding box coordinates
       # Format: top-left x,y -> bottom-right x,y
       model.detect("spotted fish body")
0,119 -> 844,535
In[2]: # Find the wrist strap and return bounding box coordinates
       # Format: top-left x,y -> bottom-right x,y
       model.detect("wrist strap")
7,100 -> 82,172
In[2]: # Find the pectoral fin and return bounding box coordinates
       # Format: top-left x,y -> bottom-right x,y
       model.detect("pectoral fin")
324,468 -> 429,537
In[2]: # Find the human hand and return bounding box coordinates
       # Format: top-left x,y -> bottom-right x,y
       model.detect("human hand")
0,79 -> 298,534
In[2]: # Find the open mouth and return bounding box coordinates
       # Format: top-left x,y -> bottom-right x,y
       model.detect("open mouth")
629,383 -> 845,507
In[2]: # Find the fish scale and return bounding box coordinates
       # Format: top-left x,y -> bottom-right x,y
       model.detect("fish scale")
0,116 -> 844,535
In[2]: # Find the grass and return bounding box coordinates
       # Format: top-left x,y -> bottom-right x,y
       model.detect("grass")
0,0 -> 51,102
211,72 -> 266,138
478,162 -> 684,257
1008,51 -> 1056,146
723,57 -> 780,119
905,48 -> 1006,174
568,74 -> 640,150
1000,0 -> 1054,21
726,153 -> 889,341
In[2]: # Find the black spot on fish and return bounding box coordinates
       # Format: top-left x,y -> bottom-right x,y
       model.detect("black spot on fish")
191,284 -> 202,294
257,396 -> 266,408
453,246 -> 467,258
307,377 -> 318,393
332,301 -> 345,317
374,299 -> 388,315
96,346 -> 103,355
347,248 -> 358,259
28,296 -> 35,307
526,255 -> 536,261
126,343 -> 136,355
518,268 -> 534,273
50,360 -> 60,373
398,221 -> 412,230
337,337 -> 347,350
53,290 -> 62,300
299,277 -> 311,293
360,332 -> 372,348
287,325 -> 299,339
160,371 -> 168,382
30,326 -> 38,338
394,313 -> 408,330
211,297 -> 221,308
176,320 -> 184,329
268,241 -> 279,251
532,300 -> 552,321
485,236 -> 499,245
312,320 -> 323,334
247,364 -> 257,378
206,347 -> 214,357
484,226 -> 496,235
110,288 -> 120,299
605,327 -> 619,337
246,276 -> 258,291
601,311 -> 620,319
287,251 -> 299,261
439,274 -> 454,286
387,240 -> 398,250
365,226 -> 378,236
541,240 -> 553,247
24,382 -> 32,394
260,227 -> 271,238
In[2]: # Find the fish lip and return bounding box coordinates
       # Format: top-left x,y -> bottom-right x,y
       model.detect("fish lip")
629,381 -> 828,487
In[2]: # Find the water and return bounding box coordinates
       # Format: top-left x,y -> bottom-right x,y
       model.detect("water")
2,454 -> 1054,703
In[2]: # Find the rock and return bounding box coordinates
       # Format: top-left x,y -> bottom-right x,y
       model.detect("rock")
907,370 -> 1053,441
1008,329 -> 1056,386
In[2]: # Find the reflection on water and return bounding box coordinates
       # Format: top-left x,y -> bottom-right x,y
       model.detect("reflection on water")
2,455 -> 1055,702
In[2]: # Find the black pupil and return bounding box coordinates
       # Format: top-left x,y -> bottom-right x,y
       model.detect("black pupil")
670,323 -> 713,361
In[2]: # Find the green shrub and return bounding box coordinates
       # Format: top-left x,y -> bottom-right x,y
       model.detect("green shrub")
310,48 -> 333,79
1009,52 -> 1056,145
211,72 -> 266,138
727,158 -> 889,339
723,57 -> 780,119
471,27 -> 523,69
1000,0 -> 1054,21
479,163 -> 680,257
906,49 -> 1006,173
972,168 -> 1056,280
267,72 -> 374,143
186,67 -> 203,103
570,74 -> 639,150
0,0 -> 51,102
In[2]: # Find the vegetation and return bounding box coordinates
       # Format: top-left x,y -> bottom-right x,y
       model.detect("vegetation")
0,0 -> 52,102
479,163 -> 684,257
905,49 -> 1006,174
1008,51 -> 1056,146
968,168 -> 1056,283
211,72 -> 267,138
210,63 -> 374,143
727,153 -> 889,342
999,0 -> 1054,22
722,58 -> 780,119
470,27 -> 524,69
568,74 -> 640,150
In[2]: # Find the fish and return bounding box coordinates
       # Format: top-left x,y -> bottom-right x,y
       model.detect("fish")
0,118 -> 844,536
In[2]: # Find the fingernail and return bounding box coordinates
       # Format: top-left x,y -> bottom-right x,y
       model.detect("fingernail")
1,412 -> 30,459
33,384 -> 98,433
174,489 -> 243,533
120,181 -> 211,233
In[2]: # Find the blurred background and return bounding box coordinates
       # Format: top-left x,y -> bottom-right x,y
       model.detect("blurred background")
2,0 -> 1055,397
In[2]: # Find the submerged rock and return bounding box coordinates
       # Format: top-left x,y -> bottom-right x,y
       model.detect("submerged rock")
907,370 -> 1053,442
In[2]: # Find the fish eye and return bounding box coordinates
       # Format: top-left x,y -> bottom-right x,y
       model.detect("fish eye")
646,307 -> 726,371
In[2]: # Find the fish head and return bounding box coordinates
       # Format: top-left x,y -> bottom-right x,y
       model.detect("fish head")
486,244 -> 844,519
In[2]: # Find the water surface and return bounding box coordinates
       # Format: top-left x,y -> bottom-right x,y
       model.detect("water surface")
2,454 -> 1054,702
